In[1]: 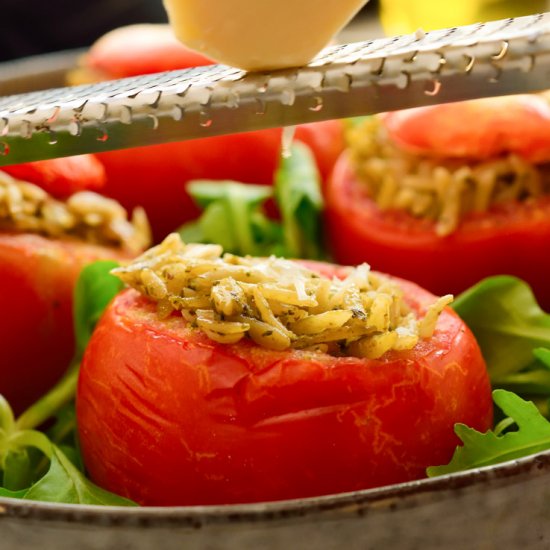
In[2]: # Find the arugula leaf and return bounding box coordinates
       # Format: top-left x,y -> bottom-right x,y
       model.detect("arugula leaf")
275,142 -> 324,259
73,261 -> 123,358
23,446 -> 136,506
452,276 -> 550,384
428,390 -> 550,476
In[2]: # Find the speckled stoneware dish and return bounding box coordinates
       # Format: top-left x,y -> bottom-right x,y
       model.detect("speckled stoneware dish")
1,450 -> 550,550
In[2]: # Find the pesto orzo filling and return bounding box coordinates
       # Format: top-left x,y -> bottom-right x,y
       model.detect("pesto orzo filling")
348,117 -> 550,236
0,170 -> 151,253
113,233 -> 452,359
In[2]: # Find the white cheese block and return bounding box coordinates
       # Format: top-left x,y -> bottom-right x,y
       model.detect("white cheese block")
163,0 -> 369,71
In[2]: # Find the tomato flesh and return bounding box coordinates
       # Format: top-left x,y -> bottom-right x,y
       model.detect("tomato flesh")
77,272 -> 492,506
326,153 -> 550,310
0,233 -> 123,413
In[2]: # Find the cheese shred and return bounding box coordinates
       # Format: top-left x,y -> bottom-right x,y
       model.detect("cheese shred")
113,233 -> 452,359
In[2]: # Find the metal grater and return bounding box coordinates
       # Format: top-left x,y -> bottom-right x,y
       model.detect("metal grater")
1,13 -> 550,166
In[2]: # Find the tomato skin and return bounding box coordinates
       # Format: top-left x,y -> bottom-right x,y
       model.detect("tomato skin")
77,274 -> 492,506
2,156 -> 106,199
77,24 -> 345,241
84,24 -> 214,79
326,153 -> 550,310
383,95 -> 550,163
97,121 -> 344,241
0,233 -> 123,413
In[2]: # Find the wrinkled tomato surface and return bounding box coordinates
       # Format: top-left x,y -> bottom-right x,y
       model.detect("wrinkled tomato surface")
0,233 -> 123,413
326,154 -> 550,310
77,267 -> 492,506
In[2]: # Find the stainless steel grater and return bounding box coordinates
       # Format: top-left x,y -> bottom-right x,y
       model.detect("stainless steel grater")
1,13 -> 550,166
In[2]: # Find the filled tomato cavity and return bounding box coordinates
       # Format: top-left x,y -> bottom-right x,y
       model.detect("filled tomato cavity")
113,233 -> 453,359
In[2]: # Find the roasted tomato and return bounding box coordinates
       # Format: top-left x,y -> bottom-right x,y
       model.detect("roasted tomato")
326,154 -> 550,309
0,233 -> 123,413
77,267 -> 492,506
70,24 -> 345,240
383,95 -> 550,163
326,96 -> 550,310
2,155 -> 106,198
68,24 -> 214,83
0,159 -> 144,413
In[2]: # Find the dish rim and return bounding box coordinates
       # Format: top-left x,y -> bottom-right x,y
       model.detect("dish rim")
0,447 -> 549,526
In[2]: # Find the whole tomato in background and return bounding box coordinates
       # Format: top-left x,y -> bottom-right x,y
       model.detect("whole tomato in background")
71,24 -> 345,241
0,157 -> 127,413
77,266 -> 492,506
2,155 -> 106,198
68,24 -> 214,83
97,123 -> 344,240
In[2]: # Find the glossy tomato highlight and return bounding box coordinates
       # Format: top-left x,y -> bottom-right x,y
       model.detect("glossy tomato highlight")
326,153 -> 550,309
77,267 -> 492,506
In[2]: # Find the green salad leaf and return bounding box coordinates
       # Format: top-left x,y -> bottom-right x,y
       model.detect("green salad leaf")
24,446 -> 136,506
179,181 -> 276,256
534,348 -> 550,369
0,260 -> 134,505
178,142 -> 324,259
452,276 -> 550,395
0,487 -> 27,498
2,450 -> 33,492
274,141 -> 324,259
428,390 -> 550,476
74,260 -> 124,358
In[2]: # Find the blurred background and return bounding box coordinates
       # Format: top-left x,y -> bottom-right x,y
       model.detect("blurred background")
0,0 -> 168,62
1,1 -> 379,62
2,0 -> 549,62
0,0 -> 547,97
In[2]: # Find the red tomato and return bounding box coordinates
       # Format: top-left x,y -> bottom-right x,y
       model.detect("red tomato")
77,268 -> 492,506
77,25 -> 344,241
326,153 -> 550,310
83,24 -> 213,79
383,95 -> 550,163
0,233 -> 125,414
2,156 -> 106,199
97,121 -> 345,241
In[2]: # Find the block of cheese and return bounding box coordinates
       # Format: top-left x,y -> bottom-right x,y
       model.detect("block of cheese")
163,0 -> 369,71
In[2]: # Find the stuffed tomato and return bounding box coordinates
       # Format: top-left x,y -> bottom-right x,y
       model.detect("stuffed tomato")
0,159 -> 150,413
69,24 -> 345,240
326,96 -> 550,309
77,234 -> 492,506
